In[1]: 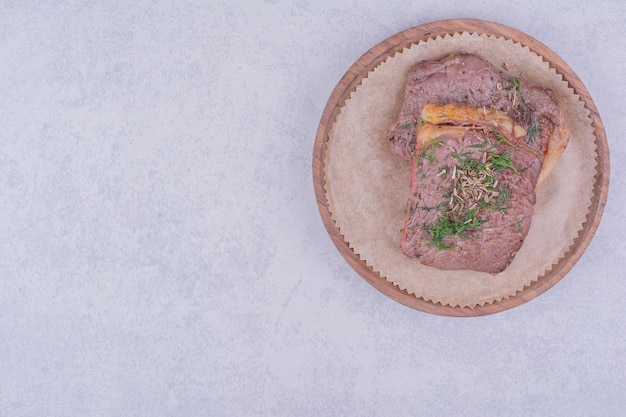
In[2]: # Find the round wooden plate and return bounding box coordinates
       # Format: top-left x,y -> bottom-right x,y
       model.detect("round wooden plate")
312,19 -> 609,316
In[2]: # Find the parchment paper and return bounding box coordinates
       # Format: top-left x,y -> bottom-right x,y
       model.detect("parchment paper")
324,32 -> 596,308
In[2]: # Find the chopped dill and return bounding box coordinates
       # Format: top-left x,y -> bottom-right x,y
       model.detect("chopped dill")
504,76 -> 521,93
491,130 -> 516,147
423,210 -> 484,250
489,150 -> 519,174
416,138 -> 444,164
494,184 -> 511,211
527,117 -> 542,144
504,77 -> 541,145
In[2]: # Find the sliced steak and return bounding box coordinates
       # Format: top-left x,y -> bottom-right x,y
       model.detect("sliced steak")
390,54 -> 569,273
387,54 -> 565,164
400,127 -> 541,274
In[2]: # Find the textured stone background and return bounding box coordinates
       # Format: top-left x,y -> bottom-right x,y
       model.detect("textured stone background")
0,1 -> 624,416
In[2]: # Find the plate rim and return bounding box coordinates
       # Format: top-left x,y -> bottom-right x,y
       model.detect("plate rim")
312,18 -> 610,317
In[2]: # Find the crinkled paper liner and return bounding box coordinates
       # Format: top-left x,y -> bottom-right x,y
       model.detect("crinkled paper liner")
324,32 -> 596,308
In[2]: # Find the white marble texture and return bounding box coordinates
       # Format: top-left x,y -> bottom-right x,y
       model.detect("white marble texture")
0,1 -> 624,416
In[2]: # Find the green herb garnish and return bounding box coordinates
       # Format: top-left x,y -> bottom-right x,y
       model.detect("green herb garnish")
504,77 -> 542,145
423,210 -> 484,250
451,151 -> 481,171
493,184 -> 511,211
504,76 -> 521,93
489,150 -> 519,174
526,117 -> 543,144
416,138 -> 444,164
491,130 -> 516,147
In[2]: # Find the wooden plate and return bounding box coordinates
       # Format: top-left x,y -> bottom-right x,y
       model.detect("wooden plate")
312,19 -> 609,316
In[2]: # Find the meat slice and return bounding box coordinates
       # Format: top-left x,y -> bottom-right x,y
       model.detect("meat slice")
386,54 -> 568,186
390,54 -> 570,273
400,123 -> 540,274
